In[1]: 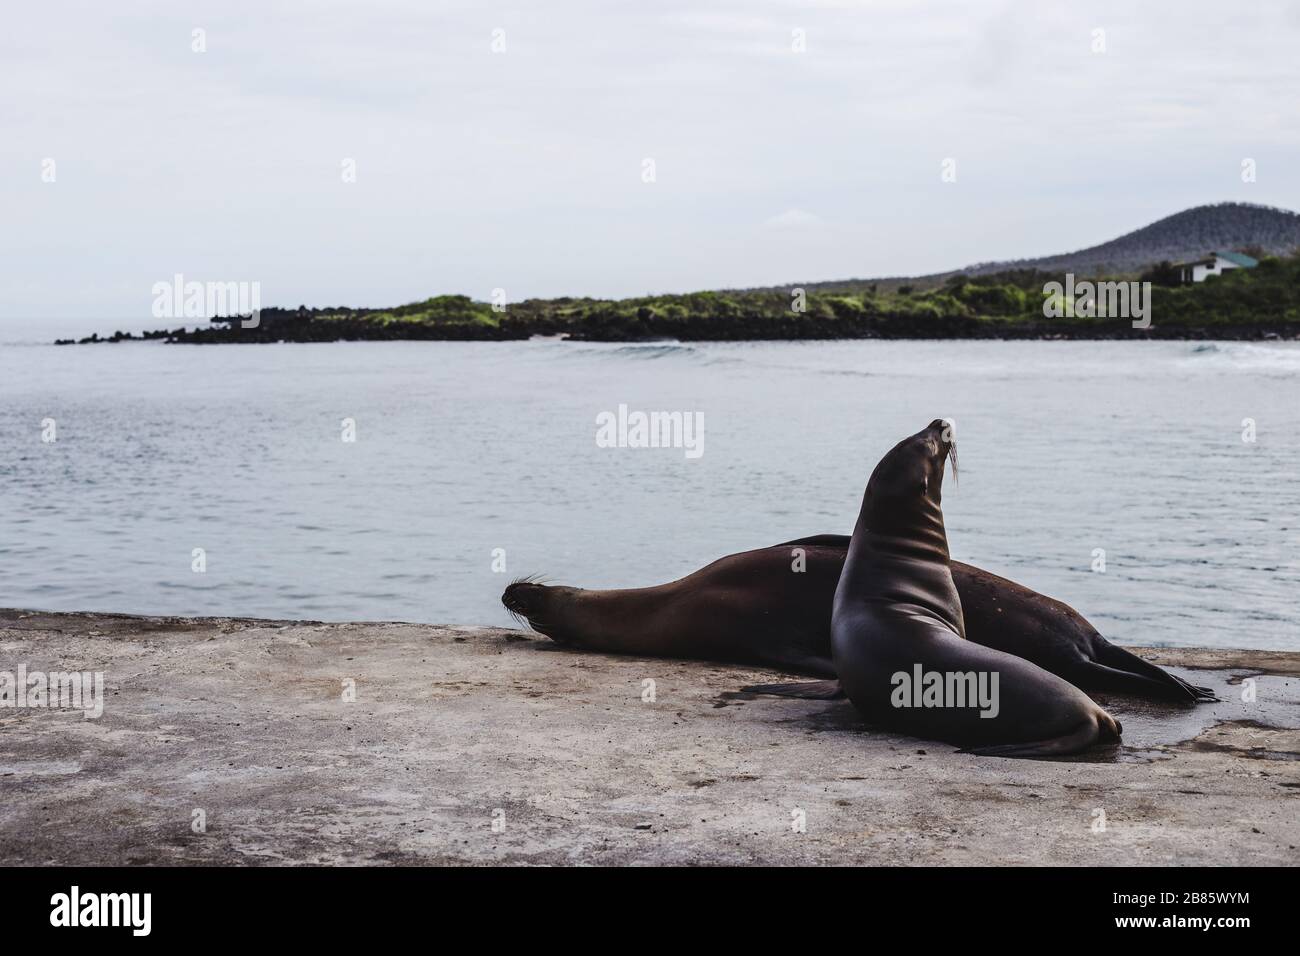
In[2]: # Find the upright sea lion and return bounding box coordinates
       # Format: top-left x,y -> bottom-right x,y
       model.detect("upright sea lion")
831,419 -> 1122,757
502,544 -> 1213,704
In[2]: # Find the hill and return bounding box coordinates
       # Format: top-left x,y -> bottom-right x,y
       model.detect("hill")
784,202 -> 1300,294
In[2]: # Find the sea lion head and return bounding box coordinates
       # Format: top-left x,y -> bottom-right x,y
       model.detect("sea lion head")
865,418 -> 958,514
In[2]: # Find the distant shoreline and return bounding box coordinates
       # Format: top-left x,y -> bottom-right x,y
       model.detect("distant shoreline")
56,318 -> 1300,345
56,253 -> 1300,345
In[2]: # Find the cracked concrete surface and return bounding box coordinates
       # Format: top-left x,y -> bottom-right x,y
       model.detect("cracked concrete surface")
1,608 -> 1297,865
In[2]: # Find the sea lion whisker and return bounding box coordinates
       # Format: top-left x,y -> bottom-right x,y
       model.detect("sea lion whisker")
509,573 -> 552,587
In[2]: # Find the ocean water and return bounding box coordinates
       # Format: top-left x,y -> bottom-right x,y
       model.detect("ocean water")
0,337 -> 1297,650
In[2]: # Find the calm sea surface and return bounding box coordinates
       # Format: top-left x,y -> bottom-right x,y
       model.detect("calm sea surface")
1,337 -> 1297,650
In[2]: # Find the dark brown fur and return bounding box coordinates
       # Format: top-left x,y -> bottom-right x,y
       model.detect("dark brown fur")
502,543 -> 1213,704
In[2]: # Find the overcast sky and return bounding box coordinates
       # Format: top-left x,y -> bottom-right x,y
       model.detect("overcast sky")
2,0 -> 1298,326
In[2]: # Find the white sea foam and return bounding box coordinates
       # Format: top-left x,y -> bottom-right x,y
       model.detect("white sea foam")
1180,341 -> 1300,373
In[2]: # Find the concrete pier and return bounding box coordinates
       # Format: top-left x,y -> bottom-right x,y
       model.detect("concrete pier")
2,609 -> 1297,865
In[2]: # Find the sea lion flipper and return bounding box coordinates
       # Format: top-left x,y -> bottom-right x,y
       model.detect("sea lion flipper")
1178,677 -> 1220,702
960,720 -> 1115,759
1078,663 -> 1203,704
739,680 -> 845,700
1091,643 -> 1219,703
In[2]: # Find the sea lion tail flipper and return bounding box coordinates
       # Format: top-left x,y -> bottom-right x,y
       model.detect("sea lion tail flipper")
1158,670 -> 1218,703
739,679 -> 845,700
1176,675 -> 1219,702
1093,643 -> 1219,703
960,718 -> 1115,760
1081,663 -> 1213,704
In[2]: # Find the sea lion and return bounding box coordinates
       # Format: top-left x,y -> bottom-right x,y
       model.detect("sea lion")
501,544 -> 1213,704
831,419 -> 1122,757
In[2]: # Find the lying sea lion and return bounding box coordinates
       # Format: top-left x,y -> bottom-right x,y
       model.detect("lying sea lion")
502,540 -> 1213,704
830,419 -> 1124,757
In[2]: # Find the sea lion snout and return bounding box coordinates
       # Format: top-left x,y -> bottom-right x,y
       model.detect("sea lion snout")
502,580 -> 584,642
502,581 -> 547,616
864,420 -> 957,506
926,419 -> 956,456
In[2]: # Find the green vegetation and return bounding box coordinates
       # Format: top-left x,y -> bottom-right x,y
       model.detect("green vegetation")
311,253 -> 1300,337
1138,255 -> 1300,327
64,252 -> 1300,345
320,295 -> 499,327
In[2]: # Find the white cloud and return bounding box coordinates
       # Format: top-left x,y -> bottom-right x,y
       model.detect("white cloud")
763,208 -> 825,228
